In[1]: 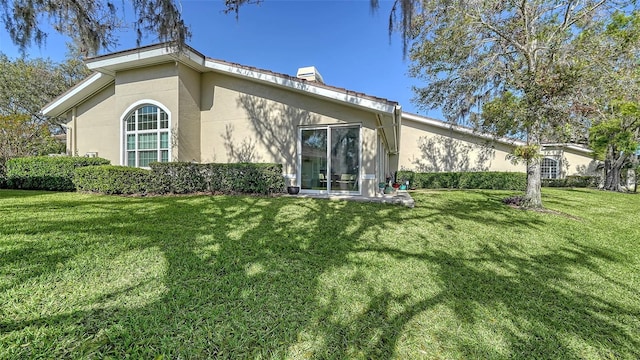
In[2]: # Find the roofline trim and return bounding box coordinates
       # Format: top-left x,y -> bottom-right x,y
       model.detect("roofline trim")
402,112 -> 594,154
42,72 -> 111,117
203,59 -> 398,114
402,112 -> 526,147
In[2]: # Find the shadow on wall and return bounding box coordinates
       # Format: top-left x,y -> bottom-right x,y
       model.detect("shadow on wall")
221,124 -> 262,163
411,135 -> 495,172
576,160 -> 601,176
236,93 -> 320,168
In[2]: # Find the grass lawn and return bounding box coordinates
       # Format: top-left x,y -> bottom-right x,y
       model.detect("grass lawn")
1,188 -> 639,359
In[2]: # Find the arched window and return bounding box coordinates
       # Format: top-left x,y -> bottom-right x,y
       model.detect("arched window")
124,104 -> 170,167
541,157 -> 559,179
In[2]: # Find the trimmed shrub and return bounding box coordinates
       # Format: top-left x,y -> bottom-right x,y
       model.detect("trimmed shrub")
209,163 -> 285,195
74,165 -> 152,195
6,156 -> 110,191
396,170 -> 527,190
150,162 -> 209,194
150,162 -> 285,195
542,175 -> 599,188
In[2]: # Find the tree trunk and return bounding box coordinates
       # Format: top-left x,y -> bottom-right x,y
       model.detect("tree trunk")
603,150 -> 629,192
524,158 -> 543,208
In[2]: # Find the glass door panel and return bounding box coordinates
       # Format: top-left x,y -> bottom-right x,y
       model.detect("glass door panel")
300,129 -> 328,191
330,126 -> 359,193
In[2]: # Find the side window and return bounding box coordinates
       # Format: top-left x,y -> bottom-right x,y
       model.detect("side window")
541,157 -> 559,179
124,105 -> 170,167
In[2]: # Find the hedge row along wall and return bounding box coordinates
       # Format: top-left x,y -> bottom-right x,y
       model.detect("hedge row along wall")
396,171 -> 527,190
5,156 -> 110,191
74,162 -> 286,195
397,171 -> 600,190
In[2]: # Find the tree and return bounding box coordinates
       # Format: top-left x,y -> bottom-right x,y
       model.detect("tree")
571,11 -> 640,191
0,113 -> 63,159
0,51 -> 91,133
0,0 -> 257,56
0,51 -> 90,166
376,0 -> 632,208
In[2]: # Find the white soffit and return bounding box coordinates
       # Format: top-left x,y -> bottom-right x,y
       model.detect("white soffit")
41,72 -> 113,117
86,45 -> 207,74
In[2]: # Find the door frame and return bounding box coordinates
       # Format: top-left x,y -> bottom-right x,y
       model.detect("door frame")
297,123 -> 362,195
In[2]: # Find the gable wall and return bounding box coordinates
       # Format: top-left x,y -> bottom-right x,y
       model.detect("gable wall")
74,83 -> 118,161
115,63 -> 179,164
200,72 -> 381,195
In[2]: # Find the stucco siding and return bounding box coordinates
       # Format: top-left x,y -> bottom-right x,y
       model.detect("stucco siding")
200,72 -> 381,195
399,118 -> 523,173
115,63 -> 179,164
177,64 -> 202,162
74,84 -> 118,163
541,147 -> 599,177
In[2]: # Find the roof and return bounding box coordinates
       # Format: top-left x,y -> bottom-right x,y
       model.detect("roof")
43,43 -> 398,116
41,43 -> 401,153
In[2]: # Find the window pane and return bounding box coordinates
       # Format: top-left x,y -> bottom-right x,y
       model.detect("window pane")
138,133 -> 157,150
161,150 -> 169,162
127,134 -> 135,150
160,110 -> 169,129
127,114 -> 136,131
138,151 -> 158,167
300,129 -> 328,190
331,126 -> 360,192
127,152 -> 136,167
138,106 -> 158,130
160,132 -> 169,148
541,158 -> 558,179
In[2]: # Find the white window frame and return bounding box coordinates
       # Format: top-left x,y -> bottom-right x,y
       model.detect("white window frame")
541,157 -> 560,179
120,100 -> 171,167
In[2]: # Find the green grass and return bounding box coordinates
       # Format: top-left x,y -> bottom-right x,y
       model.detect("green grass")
0,188 -> 638,359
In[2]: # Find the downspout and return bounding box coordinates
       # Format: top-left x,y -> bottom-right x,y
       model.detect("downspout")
72,107 -> 77,156
392,105 -> 402,155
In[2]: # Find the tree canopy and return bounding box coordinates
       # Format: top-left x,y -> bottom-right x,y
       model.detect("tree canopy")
0,0 -> 258,56
379,0 -> 635,206
573,10 -> 640,191
0,52 -> 90,163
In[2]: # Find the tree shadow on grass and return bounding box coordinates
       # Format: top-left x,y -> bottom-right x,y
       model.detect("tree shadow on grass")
0,191 -> 638,358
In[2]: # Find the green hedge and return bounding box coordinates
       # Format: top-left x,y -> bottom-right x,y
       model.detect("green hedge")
151,162 -> 285,195
150,162 -> 209,194
73,162 -> 285,195
74,165 -> 152,195
208,163 -> 285,194
6,156 -> 110,191
542,175 -> 600,188
396,171 -> 527,190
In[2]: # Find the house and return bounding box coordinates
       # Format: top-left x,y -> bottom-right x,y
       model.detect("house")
42,43 -> 598,197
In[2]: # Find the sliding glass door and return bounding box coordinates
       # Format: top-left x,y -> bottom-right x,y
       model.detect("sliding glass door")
300,125 -> 360,194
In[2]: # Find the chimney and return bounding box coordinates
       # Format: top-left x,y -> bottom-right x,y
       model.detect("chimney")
296,66 -> 324,84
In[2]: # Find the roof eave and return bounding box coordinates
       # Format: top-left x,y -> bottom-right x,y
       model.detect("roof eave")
41,72 -> 114,117
203,59 -> 398,115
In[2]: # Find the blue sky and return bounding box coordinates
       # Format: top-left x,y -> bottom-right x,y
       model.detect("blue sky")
0,0 -> 442,118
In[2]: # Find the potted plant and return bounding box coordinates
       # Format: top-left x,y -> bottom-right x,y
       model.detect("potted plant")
287,177 -> 300,195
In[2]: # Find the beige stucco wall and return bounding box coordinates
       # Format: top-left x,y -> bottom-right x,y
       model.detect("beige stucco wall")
115,63 -> 179,164
73,84 -> 118,162
200,72 -> 381,196
176,64 -> 202,162
399,118 -> 523,173
541,147 -> 599,177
